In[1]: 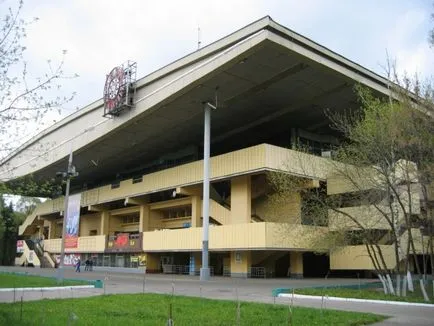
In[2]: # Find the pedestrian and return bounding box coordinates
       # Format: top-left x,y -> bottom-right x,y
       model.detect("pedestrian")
89,259 -> 93,272
85,259 -> 89,271
75,258 -> 81,273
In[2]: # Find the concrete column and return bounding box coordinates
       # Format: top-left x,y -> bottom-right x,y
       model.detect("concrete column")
48,221 -> 55,239
191,196 -> 202,227
145,253 -> 161,273
290,252 -> 303,278
100,211 -> 109,235
230,175 -> 251,224
37,222 -> 44,238
230,251 -> 251,278
139,204 -> 150,232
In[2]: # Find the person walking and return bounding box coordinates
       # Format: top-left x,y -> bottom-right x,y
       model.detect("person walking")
75,258 -> 81,273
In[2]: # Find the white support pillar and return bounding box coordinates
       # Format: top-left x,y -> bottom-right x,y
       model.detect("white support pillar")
200,104 -> 211,281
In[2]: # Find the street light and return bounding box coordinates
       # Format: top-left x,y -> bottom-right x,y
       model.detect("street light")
56,149 -> 78,283
200,100 -> 217,282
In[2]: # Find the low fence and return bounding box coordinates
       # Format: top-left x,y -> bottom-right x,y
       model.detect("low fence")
248,267 -> 267,279
162,264 -> 214,276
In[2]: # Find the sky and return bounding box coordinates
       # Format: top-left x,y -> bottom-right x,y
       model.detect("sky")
3,0 -> 434,151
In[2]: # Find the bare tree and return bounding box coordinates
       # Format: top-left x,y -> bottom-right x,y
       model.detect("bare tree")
0,1 -> 77,199
0,0 -> 77,159
430,3 -> 434,47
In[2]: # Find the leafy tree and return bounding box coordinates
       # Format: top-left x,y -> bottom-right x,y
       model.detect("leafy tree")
269,80 -> 434,300
15,196 -> 41,215
0,196 -> 20,265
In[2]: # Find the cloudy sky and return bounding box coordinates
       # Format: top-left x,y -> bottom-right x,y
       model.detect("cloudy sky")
6,0 -> 434,143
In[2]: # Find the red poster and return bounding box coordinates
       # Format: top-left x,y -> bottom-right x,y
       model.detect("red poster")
115,233 -> 129,247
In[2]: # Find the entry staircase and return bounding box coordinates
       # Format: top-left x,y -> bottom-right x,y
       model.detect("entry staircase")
15,240 -> 55,268
251,251 -> 288,278
15,240 -> 40,267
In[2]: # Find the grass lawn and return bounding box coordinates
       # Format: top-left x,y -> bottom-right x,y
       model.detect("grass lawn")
0,273 -> 90,288
0,293 -> 386,325
294,286 -> 434,304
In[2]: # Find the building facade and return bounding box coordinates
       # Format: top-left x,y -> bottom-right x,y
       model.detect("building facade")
3,17 -> 431,277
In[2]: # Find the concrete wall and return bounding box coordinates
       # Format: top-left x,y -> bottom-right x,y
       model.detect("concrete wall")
252,191 -> 301,223
230,251 -> 251,277
328,206 -> 391,231
330,245 -> 396,270
79,213 -> 100,236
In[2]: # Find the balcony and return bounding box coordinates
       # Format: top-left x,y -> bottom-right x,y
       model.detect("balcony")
328,206 -> 391,231
142,222 -> 327,251
329,228 -> 432,271
330,245 -> 396,270
44,235 -> 106,253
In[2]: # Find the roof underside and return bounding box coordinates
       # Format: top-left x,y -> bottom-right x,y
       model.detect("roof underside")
2,17 -> 389,194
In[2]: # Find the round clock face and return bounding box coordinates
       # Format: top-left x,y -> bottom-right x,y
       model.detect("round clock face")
104,66 -> 126,112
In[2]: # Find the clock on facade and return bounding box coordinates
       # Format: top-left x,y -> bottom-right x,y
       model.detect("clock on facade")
103,66 -> 126,114
103,61 -> 137,117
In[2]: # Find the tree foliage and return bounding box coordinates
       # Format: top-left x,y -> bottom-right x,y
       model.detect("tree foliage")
0,196 -> 21,265
269,77 -> 434,299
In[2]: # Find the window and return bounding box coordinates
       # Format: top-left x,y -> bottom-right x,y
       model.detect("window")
89,230 -> 97,236
111,181 -> 120,189
163,206 -> 192,219
122,215 -> 139,224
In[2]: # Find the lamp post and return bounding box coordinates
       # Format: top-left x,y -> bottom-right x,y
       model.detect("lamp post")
56,149 -> 78,283
200,101 -> 216,281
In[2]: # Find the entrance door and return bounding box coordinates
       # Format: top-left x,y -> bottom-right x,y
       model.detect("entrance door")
116,255 -> 125,267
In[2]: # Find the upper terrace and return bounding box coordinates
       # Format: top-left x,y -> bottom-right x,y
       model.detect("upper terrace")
19,144 -> 331,236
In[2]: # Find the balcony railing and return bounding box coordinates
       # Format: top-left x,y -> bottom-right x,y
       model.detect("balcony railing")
44,235 -> 106,253
162,264 -> 214,276
142,223 -> 327,251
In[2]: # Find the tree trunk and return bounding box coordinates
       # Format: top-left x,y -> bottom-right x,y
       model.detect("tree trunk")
378,274 -> 388,294
402,274 -> 407,297
395,274 -> 401,296
430,236 -> 434,300
386,274 -> 395,295
407,270 -> 414,292
419,279 -> 430,302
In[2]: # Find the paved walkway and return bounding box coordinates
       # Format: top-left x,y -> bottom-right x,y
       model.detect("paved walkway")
1,266 -> 433,325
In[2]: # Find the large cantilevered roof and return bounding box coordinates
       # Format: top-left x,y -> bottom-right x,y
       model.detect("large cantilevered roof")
0,16 -> 393,190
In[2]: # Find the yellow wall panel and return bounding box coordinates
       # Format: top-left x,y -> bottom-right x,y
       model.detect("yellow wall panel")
330,245 -> 396,270
44,235 -> 106,253
328,206 -> 391,231
265,223 -> 328,250
79,213 -> 100,236
140,223 -> 322,252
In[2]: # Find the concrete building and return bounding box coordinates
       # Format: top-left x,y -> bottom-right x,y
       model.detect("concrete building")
2,17 -> 430,277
